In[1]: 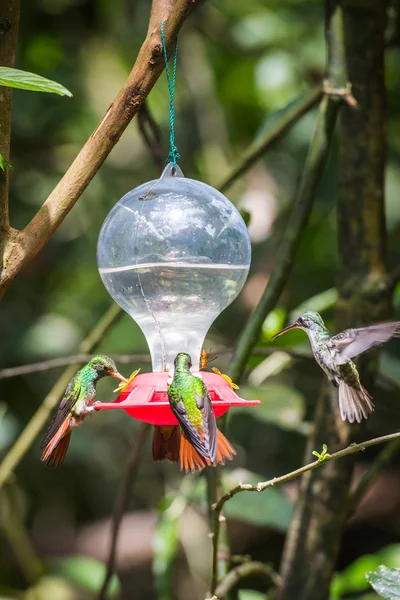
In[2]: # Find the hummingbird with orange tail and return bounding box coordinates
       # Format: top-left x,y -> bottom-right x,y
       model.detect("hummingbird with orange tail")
273,311 -> 400,423
41,355 -> 127,467
167,352 -> 236,473
152,350 -> 216,465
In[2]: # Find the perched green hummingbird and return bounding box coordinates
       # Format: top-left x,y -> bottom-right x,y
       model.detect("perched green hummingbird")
41,355 -> 126,467
273,311 -> 400,423
168,352 -> 236,473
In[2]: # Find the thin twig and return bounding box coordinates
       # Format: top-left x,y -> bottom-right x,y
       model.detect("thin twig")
0,353 -> 152,380
210,430 -> 400,595
0,347 -> 314,380
217,88 -> 322,193
99,423 -> 150,600
0,304 -> 122,488
207,561 -> 282,600
0,0 -> 199,298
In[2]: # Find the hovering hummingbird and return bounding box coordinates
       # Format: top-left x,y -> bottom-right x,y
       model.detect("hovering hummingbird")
273,311 -> 400,423
41,355 -> 126,467
167,352 -> 236,473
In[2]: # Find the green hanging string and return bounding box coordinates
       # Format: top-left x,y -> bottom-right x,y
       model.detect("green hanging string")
161,20 -> 180,167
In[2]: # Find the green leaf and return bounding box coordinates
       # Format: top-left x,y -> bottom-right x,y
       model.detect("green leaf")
366,566 -> 400,599
312,444 -> 331,462
223,469 -> 293,531
0,67 -> 72,97
0,154 -> 12,172
49,556 -> 120,597
331,544 -> 400,598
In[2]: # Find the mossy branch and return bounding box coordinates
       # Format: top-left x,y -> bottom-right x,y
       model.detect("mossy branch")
217,88 -> 322,193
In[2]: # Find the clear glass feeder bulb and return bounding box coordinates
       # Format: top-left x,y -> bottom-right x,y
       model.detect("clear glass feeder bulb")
97,165 -> 251,372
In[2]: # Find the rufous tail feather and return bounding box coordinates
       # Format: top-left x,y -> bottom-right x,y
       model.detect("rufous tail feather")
41,414 -> 72,467
179,428 -> 236,473
180,432 -> 210,473
339,381 -> 374,424
214,428 -> 236,465
152,426 -> 180,463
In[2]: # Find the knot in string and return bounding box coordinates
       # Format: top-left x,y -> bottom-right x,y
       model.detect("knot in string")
160,20 -> 180,167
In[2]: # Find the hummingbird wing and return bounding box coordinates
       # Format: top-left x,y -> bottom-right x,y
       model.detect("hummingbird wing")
330,322 -> 400,364
40,378 -> 81,450
169,379 -> 217,462
194,385 -> 217,463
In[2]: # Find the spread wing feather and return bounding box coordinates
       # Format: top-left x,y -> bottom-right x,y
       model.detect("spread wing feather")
331,322 -> 400,364
40,378 -> 81,449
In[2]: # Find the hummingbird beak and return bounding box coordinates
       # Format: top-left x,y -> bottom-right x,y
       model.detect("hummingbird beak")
272,321 -> 300,341
110,371 -> 128,382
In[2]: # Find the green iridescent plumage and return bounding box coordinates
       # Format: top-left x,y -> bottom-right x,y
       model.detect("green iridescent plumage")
273,311 -> 400,423
168,353 -> 217,462
41,355 -> 126,466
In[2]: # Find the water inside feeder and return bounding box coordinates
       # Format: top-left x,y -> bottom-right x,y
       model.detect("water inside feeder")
99,261 -> 248,371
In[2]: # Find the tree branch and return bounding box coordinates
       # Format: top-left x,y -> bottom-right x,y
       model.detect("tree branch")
0,347 -> 312,380
0,0 -> 20,230
208,561 -> 282,600
0,0 -> 198,298
210,429 -> 400,597
99,422 -> 150,600
0,304 -> 122,488
0,353 -> 152,380
228,91 -> 340,384
278,1 -> 389,598
217,88 -> 322,193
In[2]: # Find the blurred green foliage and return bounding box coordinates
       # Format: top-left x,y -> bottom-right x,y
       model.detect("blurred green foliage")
1,0 -> 400,599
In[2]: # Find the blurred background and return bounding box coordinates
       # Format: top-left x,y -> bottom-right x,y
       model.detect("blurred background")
1,0 -> 400,598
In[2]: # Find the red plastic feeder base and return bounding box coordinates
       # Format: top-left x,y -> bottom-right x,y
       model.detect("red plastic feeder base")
95,371 -> 260,426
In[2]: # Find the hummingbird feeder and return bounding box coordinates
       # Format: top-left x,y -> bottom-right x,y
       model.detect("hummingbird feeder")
95,164 -> 259,424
